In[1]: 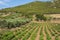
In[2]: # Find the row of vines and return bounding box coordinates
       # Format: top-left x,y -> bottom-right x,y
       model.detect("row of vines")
0,22 -> 60,40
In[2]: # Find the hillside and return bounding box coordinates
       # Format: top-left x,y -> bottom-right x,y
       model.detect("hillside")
1,1 -> 60,14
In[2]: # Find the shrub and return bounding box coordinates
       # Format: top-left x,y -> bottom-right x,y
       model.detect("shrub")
0,18 -> 31,28
35,13 -> 47,21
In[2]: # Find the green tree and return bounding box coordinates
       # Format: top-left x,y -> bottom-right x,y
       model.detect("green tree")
35,14 -> 47,21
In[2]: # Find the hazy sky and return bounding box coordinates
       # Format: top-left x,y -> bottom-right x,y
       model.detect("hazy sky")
0,0 -> 49,9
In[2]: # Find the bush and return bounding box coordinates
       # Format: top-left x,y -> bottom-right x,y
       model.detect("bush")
35,13 -> 47,21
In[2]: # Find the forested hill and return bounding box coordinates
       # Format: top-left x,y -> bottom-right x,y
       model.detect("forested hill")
0,1 -> 60,14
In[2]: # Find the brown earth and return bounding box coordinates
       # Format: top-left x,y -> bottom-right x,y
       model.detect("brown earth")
35,26 -> 41,40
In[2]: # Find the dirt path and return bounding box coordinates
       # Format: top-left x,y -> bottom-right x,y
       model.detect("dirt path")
27,31 -> 33,40
21,26 -> 37,40
43,26 -> 46,40
46,25 -> 52,37
46,25 -> 56,40
12,27 -> 30,40
2,13 -> 11,17
12,22 -> 33,40
52,36 -> 55,40
27,27 -> 37,40
32,20 -> 60,23
35,26 -> 41,40
48,26 -> 56,40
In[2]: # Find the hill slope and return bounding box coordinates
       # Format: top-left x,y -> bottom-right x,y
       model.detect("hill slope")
1,1 -> 60,14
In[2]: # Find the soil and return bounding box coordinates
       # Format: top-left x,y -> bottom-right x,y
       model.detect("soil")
43,26 -> 46,40
35,27 -> 41,40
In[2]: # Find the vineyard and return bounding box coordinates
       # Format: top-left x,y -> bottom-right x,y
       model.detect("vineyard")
0,22 -> 60,40
0,0 -> 60,40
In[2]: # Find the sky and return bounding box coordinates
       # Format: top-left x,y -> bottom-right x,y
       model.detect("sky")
0,0 -> 50,9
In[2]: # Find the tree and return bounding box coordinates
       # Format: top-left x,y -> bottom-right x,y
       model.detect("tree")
35,14 -> 47,21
